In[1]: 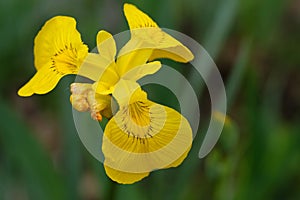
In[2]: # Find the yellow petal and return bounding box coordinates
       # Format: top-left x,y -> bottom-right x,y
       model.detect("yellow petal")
92,81 -> 114,95
34,16 -> 88,72
93,93 -> 112,116
116,38 -> 153,76
123,4 -> 194,63
121,61 -> 161,82
102,98 -> 192,174
123,3 -> 158,29
111,80 -> 144,105
93,30 -> 119,87
131,28 -> 194,63
19,16 -> 89,96
148,40 -> 194,63
165,145 -> 192,168
96,30 -> 116,62
98,62 -> 119,86
93,60 -> 160,95
104,165 -> 149,184
92,62 -> 120,95
77,53 -> 113,81
18,62 -> 64,96
103,146 -> 190,184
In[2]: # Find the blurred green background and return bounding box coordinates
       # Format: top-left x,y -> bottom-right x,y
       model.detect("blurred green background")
1,0 -> 300,199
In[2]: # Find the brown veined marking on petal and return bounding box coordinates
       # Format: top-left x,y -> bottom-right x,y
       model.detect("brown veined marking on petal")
117,101 -> 153,143
112,101 -> 178,153
129,101 -> 151,126
50,43 -> 81,75
103,107 -> 193,172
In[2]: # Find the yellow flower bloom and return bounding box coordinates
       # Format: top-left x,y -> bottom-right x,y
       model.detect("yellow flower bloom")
102,80 -> 192,184
73,4 -> 194,183
18,16 -> 89,97
18,3 -> 195,185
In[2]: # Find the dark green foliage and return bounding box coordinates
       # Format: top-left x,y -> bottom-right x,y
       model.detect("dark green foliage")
0,0 -> 299,199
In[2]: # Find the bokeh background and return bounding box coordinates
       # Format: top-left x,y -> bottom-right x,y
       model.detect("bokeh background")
1,0 -> 300,199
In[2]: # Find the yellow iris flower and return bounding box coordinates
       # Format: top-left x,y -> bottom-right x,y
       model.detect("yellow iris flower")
79,4 -> 193,184
18,3 -> 195,184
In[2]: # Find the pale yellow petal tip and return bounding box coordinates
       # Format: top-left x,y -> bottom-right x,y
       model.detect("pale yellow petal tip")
104,165 -> 149,184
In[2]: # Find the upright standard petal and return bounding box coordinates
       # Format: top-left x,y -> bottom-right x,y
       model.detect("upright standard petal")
97,30 -> 117,62
92,30 -> 120,94
123,4 -> 194,63
18,16 -> 88,96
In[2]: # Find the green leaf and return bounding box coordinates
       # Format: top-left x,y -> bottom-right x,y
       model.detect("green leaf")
0,100 -> 67,200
